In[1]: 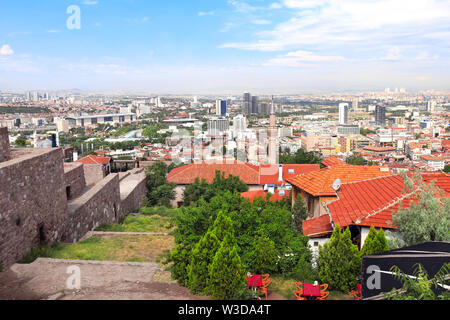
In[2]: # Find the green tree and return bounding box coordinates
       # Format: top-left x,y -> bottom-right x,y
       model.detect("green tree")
169,245 -> 191,286
317,226 -> 362,292
280,148 -> 322,165
145,161 -> 176,207
249,236 -> 278,274
391,171 -> 450,247
360,226 -> 389,257
346,154 -> 365,166
15,135 -> 27,147
292,195 -> 308,234
206,235 -> 246,300
443,165 -> 450,173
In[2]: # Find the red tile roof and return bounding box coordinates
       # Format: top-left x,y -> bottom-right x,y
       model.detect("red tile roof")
259,164 -> 320,184
303,215 -> 333,238
322,156 -> 344,168
325,172 -> 450,230
240,189 -> 289,203
286,164 -> 391,197
166,161 -> 260,184
75,154 -> 111,165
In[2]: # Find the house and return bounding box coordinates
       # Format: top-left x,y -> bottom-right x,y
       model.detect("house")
166,161 -> 320,207
286,163 -> 392,218
302,172 -> 450,259
418,155 -> 448,171
75,154 -> 111,186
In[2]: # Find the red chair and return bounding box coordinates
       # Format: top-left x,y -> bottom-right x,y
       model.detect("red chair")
317,284 -> 329,300
351,284 -> 362,300
259,274 -> 271,300
294,289 -> 308,300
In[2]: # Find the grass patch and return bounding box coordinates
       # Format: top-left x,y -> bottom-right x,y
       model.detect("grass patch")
19,234 -> 175,265
270,275 -> 355,300
95,215 -> 175,233
139,206 -> 181,218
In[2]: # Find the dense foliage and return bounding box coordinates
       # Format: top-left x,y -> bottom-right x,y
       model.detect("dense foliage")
182,171 -> 249,206
279,148 -> 322,165
389,171 -> 450,248
360,226 -> 389,257
144,162 -> 178,207
385,263 -> 450,300
168,178 -> 313,299
317,226 -> 361,292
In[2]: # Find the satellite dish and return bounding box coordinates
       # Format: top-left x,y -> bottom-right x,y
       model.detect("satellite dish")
332,178 -> 342,191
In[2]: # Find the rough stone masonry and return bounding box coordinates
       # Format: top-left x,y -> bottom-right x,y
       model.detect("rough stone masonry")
0,128 -> 148,270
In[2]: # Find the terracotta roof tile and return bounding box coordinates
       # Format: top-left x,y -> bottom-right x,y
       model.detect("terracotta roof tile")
303,215 -> 333,237
75,154 -> 110,165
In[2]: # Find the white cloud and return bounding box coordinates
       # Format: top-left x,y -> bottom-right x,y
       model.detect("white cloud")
269,3 -> 283,9
0,45 -> 14,56
380,47 -> 401,61
83,1 -> 98,5
265,50 -> 345,67
198,11 -> 215,16
220,0 -> 450,53
47,30 -> 61,33
251,19 -> 272,25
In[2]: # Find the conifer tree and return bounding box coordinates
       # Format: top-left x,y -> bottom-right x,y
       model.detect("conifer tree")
317,226 -> 361,292
251,235 -> 278,274
292,195 -> 308,234
206,235 -> 246,300
361,226 -> 389,257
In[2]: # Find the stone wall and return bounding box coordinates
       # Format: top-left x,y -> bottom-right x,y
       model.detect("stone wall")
119,168 -> 148,216
63,173 -> 121,243
0,127 -> 10,162
64,163 -> 86,200
0,148 -> 67,269
83,164 -> 106,186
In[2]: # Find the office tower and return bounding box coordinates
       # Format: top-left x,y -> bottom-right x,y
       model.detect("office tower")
243,92 -> 251,115
339,103 -> 349,125
352,98 -> 359,112
268,96 -> 278,164
385,88 -> 390,94
26,92 -> 31,101
375,105 -> 386,126
427,100 -> 436,112
32,92 -> 39,102
207,117 -> 229,135
216,99 -> 227,117
251,96 -> 258,114
193,96 -> 198,104
233,115 -> 247,133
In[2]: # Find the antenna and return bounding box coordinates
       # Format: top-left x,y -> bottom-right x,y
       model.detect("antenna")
332,178 -> 342,191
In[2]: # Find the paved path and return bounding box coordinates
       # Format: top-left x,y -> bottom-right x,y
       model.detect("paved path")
0,258 -> 208,300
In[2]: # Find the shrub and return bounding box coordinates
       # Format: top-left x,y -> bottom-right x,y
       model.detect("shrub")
317,226 -> 361,292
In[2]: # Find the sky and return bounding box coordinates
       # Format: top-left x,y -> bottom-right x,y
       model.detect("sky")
0,0 -> 449,94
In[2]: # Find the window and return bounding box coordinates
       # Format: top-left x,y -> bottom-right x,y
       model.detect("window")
91,118 -> 98,125
104,117 -> 113,122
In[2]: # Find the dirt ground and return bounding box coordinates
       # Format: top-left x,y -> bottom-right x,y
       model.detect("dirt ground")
0,258 -> 208,300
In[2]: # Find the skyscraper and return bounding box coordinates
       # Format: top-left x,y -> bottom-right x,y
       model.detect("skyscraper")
216,99 -> 227,117
268,96 -> 278,164
251,96 -> 258,114
339,103 -> 349,125
427,100 -> 436,112
352,98 -> 359,112
243,92 -> 251,115
375,105 -> 386,126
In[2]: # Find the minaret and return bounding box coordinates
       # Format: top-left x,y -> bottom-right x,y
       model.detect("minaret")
268,96 -> 278,164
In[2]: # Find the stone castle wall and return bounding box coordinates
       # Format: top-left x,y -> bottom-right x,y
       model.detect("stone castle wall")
0,148 -> 67,269
119,169 -> 148,217
64,163 -> 86,200
0,128 -> 10,162
83,164 -> 106,186
63,173 -> 121,243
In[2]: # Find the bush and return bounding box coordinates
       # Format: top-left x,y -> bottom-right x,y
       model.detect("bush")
317,226 -> 361,292
360,226 -> 389,257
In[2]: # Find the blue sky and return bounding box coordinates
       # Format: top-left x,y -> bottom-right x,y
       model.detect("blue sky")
0,0 -> 449,93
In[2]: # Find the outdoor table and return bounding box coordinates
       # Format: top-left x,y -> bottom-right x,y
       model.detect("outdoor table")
247,275 -> 263,288
302,283 -> 321,299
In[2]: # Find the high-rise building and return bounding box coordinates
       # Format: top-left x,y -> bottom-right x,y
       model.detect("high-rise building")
208,117 -> 229,135
243,92 -> 251,115
339,103 -> 349,125
352,98 -> 359,112
233,114 -> 247,133
216,99 -> 227,117
251,96 -> 258,114
375,105 -> 386,126
427,100 -> 436,112
268,96 -> 278,164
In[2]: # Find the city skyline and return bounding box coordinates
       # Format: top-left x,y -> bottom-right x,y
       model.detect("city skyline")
0,0 -> 449,93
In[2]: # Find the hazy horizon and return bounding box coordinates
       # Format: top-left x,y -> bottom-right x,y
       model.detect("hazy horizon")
1,0 -> 449,93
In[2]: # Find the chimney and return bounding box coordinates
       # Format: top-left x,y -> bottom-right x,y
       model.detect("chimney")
278,164 -> 283,183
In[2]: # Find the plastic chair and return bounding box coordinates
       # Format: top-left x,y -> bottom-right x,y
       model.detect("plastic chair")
317,284 -> 329,300
259,276 -> 271,300
293,289 -> 308,300
351,284 -> 362,300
